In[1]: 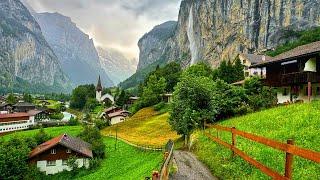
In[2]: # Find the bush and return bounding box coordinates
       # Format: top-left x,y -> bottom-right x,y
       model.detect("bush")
89,158 -> 102,170
95,119 -> 108,130
244,77 -> 277,110
153,102 -> 166,111
49,112 -> 64,120
78,126 -> 106,158
34,128 -> 51,144
68,117 -> 79,126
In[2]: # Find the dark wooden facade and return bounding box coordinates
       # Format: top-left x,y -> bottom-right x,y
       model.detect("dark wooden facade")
260,53 -> 320,87
29,144 -> 87,164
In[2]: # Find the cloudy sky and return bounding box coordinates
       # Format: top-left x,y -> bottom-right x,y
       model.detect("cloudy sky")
23,0 -> 181,60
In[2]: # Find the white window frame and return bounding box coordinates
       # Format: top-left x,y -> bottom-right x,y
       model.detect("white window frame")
46,160 -> 56,166
66,149 -> 71,153
51,148 -> 56,154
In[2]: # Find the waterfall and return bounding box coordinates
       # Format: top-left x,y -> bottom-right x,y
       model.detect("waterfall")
187,6 -> 199,65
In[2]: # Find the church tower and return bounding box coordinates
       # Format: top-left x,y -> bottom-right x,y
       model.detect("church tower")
96,75 -> 103,102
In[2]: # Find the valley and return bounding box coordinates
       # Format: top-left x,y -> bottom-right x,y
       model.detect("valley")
1,0 -> 320,180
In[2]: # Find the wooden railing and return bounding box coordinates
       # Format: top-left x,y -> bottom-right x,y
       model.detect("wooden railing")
204,124 -> 320,180
159,140 -> 174,180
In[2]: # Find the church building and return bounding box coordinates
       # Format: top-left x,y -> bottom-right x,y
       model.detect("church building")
95,76 -> 114,104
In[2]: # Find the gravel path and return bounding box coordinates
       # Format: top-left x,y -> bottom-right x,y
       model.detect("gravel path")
171,150 -> 217,180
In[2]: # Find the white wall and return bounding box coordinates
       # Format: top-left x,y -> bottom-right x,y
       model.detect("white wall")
37,158 -> 90,175
0,116 -> 35,133
276,84 -> 320,103
110,116 -> 126,125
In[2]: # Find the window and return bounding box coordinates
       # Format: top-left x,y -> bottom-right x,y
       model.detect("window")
243,60 -> 246,64
66,149 -> 71,153
47,160 -> 56,166
51,149 -> 56,154
62,160 -> 68,165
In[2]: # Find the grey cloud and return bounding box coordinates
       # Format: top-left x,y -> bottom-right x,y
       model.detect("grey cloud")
23,0 -> 181,59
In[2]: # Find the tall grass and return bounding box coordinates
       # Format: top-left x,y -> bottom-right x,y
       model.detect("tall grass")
193,102 -> 320,179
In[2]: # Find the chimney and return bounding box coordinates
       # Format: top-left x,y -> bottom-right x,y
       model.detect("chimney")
262,55 -> 266,61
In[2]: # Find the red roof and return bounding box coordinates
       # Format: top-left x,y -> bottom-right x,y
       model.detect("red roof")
0,113 -> 29,119
29,134 -> 93,159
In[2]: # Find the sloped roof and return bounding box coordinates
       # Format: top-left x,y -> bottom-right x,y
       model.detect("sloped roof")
27,110 -> 45,116
29,134 -> 92,159
13,102 -> 35,107
0,112 -> 29,119
240,54 -> 272,64
107,110 -> 130,118
104,106 -> 121,113
252,41 -> 320,67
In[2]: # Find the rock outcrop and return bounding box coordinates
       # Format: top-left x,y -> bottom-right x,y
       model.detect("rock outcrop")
0,0 -> 70,92
97,47 -> 136,85
34,12 -> 114,87
137,21 -> 177,70
138,0 -> 320,69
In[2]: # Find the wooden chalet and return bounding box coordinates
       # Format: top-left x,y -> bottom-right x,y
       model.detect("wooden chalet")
28,110 -> 49,122
29,134 -> 92,175
251,41 -> 320,103
13,102 -> 36,112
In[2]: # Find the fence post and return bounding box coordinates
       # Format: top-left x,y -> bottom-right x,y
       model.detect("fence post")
231,127 -> 236,157
285,139 -> 294,179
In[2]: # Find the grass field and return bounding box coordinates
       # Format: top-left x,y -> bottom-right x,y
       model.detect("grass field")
102,107 -> 180,147
0,126 -> 82,141
51,137 -> 163,180
193,102 -> 320,179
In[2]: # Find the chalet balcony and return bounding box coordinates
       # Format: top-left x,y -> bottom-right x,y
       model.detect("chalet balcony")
281,71 -> 320,85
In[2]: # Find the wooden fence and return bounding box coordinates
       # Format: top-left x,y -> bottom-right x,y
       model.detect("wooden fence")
204,124 -> 320,180
150,140 -> 174,180
107,135 -> 163,151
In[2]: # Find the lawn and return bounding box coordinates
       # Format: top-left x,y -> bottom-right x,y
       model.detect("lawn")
101,107 -> 180,147
0,126 -> 82,141
193,102 -> 320,179
51,137 -> 163,180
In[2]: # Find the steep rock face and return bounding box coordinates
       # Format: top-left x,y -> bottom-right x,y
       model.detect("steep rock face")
34,12 -> 114,87
137,21 -> 177,70
97,47 -> 136,85
0,0 -> 70,91
139,0 -> 320,69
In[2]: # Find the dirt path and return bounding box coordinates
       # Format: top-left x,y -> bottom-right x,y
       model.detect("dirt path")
171,150 -> 217,180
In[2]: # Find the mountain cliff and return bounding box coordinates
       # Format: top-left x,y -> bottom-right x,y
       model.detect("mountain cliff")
0,0 -> 70,93
137,21 -> 177,70
97,47 -> 136,85
34,12 -> 114,87
138,0 -> 320,69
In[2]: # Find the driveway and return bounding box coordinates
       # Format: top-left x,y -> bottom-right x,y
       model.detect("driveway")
171,150 -> 217,180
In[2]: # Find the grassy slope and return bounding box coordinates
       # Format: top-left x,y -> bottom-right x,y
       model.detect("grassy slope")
102,107 -> 180,147
1,127 -> 162,180
0,126 -> 82,141
74,137 -> 162,180
193,102 -> 320,179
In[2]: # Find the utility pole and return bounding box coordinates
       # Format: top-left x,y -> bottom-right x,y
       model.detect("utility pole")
115,124 -> 118,150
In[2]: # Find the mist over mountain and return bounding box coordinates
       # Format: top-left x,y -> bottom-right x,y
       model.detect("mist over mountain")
34,12 -> 114,87
97,47 -> 137,85
0,0 -> 71,93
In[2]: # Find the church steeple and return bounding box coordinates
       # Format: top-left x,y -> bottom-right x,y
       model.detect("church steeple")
96,75 -> 102,92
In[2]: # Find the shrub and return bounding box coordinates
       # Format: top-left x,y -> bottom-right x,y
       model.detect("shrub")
68,117 -> 79,126
95,119 -> 108,130
89,158 -> 102,170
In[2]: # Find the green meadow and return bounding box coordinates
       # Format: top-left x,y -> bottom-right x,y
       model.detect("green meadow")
193,102 -> 320,179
